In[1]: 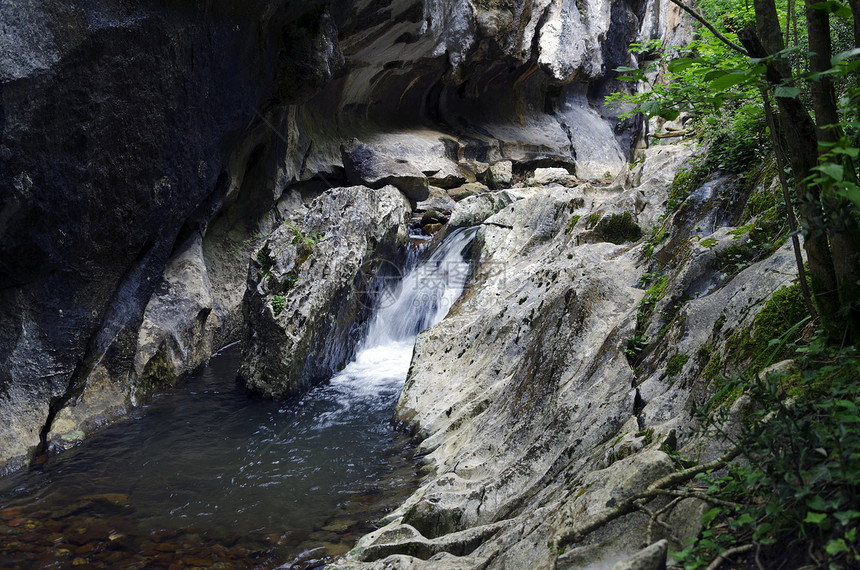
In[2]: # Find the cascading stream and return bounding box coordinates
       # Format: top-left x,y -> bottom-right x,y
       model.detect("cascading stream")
319,226 -> 476,425
0,226 -> 477,567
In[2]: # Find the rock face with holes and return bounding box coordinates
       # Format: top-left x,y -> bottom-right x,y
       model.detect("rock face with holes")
239,186 -> 409,398
332,141 -> 804,568
0,0 -> 692,471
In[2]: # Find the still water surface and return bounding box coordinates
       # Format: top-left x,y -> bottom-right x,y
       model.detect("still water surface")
0,228 -> 476,569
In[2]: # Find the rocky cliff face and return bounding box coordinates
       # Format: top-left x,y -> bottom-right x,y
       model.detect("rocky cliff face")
332,143 -> 802,569
0,0 -> 691,475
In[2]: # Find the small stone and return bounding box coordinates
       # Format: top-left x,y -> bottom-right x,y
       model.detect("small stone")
156,542 -> 180,552
486,160 -> 513,188
447,182 -> 489,201
84,493 -> 130,506
422,223 -> 443,236
72,557 -> 88,566
0,506 -> 24,520
610,539 -> 668,570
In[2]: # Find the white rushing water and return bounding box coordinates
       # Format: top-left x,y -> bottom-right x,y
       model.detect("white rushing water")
316,226 -> 477,426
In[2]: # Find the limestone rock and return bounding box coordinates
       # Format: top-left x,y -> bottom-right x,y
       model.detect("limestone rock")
530,167 -> 577,187
342,142 -> 430,204
417,187 -> 457,213
486,161 -> 513,188
448,190 -> 519,228
610,540 -> 668,570
238,185 -> 409,398
337,142 -> 793,570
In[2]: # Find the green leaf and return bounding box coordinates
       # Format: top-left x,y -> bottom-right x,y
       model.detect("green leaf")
703,70 -> 728,82
774,86 -> 801,99
812,0 -> 852,17
834,511 -> 859,525
816,163 -> 845,182
805,511 -> 828,524
835,185 -> 860,209
737,513 -> 755,525
832,47 -> 860,65
709,72 -> 750,90
825,538 -> 850,555
667,58 -> 702,73
702,507 -> 722,526
807,495 -> 830,511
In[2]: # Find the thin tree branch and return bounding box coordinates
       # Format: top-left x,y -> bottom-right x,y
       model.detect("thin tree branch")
555,444 -> 742,547
645,496 -> 684,545
649,488 -> 744,509
707,543 -> 755,569
666,0 -> 751,57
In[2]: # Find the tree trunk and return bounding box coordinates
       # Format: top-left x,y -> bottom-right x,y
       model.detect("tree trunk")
805,0 -> 860,339
739,7 -> 843,333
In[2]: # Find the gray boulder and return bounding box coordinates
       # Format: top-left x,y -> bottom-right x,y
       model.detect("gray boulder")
238,186 -> 409,398
530,167 -> 578,187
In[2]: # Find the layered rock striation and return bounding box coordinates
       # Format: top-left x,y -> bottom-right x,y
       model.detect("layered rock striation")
334,143 -> 803,568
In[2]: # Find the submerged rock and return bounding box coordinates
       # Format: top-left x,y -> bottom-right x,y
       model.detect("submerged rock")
238,185 -> 409,398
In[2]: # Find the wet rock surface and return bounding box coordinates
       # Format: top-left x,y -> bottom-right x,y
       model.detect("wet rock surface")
239,185 -> 409,398
333,141 -> 802,569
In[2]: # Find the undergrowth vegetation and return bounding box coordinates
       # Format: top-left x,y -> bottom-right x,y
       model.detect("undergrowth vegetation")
674,337 -> 860,569
604,0 -> 860,563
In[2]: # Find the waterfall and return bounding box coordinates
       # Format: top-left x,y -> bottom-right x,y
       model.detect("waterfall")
364,226 -> 477,347
314,226 -> 477,425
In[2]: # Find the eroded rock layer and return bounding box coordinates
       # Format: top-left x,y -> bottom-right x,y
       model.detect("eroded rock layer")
333,143 -> 802,568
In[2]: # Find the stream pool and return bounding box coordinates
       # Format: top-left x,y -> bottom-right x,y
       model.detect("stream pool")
0,228 -> 477,569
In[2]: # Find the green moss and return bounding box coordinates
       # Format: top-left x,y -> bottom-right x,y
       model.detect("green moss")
592,212 -> 643,245
703,352 -> 723,382
585,213 -> 600,230
566,215 -> 581,234
667,157 -> 708,212
638,274 -> 669,326
700,237 -> 718,248
573,481 -> 595,499
635,429 -> 655,445
739,282 -> 808,374
695,345 -> 712,364
710,383 -> 743,409
641,225 -> 669,259
742,160 -> 779,220
729,224 -> 755,237
666,353 -> 690,376
256,244 -> 273,278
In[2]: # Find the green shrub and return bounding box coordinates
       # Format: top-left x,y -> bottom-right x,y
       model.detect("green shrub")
271,295 -> 286,316
673,341 -> 860,569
